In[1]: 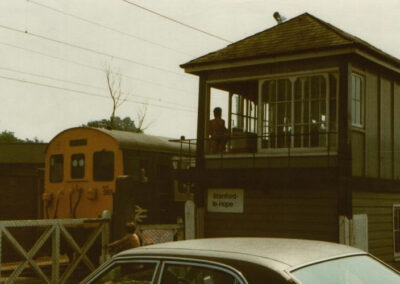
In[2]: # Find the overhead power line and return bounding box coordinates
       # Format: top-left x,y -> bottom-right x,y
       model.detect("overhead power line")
0,40 -> 193,94
29,0 -> 195,58
0,23 -> 188,78
0,65 -> 194,109
0,74 -> 196,113
0,65 -> 103,91
119,0 -> 232,43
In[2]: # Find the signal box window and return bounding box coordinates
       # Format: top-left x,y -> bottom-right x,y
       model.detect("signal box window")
351,73 -> 364,127
93,151 -> 114,181
50,154 -> 63,183
71,153 -> 85,179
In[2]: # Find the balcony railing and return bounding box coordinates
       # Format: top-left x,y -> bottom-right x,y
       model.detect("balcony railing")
171,132 -> 338,172
175,131 -> 337,156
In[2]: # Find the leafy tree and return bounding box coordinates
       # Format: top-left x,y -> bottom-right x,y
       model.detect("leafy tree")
0,130 -> 44,143
0,130 -> 22,143
84,116 -> 141,133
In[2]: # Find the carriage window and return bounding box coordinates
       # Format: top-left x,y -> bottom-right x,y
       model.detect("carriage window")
50,154 -> 63,183
71,153 -> 85,179
93,151 -> 114,181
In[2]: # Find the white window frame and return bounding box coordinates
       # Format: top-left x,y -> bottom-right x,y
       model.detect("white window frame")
205,68 -> 339,156
257,72 -> 338,153
393,205 -> 400,260
351,73 -> 365,128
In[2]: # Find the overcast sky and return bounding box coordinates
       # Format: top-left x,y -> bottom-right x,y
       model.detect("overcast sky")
0,0 -> 399,142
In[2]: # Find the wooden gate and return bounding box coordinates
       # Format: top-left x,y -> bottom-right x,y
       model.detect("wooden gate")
0,212 -> 110,284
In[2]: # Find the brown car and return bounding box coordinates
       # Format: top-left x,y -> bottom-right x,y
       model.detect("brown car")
82,238 -> 400,283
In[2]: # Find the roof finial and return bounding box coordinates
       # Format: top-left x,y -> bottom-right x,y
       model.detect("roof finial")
273,12 -> 286,24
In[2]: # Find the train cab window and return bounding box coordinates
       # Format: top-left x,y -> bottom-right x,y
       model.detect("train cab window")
71,153 -> 85,179
50,154 -> 63,183
93,150 -> 114,181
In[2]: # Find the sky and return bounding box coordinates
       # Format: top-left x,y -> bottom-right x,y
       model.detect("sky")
0,0 -> 399,142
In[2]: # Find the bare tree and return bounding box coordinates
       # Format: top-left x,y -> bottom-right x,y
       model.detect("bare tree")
105,64 -> 126,128
135,104 -> 151,133
104,63 -> 151,133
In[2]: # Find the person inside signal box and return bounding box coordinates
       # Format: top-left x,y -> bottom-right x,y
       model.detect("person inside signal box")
108,222 -> 141,255
209,107 -> 229,153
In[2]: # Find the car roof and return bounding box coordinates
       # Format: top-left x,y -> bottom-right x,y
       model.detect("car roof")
118,238 -> 365,272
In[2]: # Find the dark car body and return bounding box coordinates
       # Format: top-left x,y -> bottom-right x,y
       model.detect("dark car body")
82,238 -> 400,283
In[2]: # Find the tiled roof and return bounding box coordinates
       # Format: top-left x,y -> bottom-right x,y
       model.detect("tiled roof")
181,13 -> 400,69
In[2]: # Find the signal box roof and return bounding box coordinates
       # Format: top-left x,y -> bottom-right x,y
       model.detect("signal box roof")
181,13 -> 400,73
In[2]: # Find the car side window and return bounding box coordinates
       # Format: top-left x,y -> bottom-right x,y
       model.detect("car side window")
90,261 -> 157,284
160,263 -> 241,284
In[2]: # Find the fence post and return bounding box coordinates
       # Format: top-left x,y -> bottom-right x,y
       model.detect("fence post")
52,224 -> 60,284
0,226 -> 2,281
176,217 -> 184,241
100,210 -> 111,263
185,200 -> 195,240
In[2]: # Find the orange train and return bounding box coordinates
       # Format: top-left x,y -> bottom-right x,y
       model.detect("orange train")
42,127 -> 193,223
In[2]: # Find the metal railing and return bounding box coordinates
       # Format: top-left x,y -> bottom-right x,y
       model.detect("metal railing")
178,131 -> 337,154
0,212 -> 110,284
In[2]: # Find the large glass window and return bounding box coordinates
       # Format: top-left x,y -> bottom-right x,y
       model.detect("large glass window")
71,153 -> 85,179
261,74 -> 337,149
93,150 -> 114,181
231,93 -> 257,134
49,154 -> 63,183
351,73 -> 364,127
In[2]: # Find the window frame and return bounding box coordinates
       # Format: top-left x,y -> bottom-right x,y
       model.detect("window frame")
230,93 -> 258,134
70,153 -> 85,179
93,150 -> 115,181
49,154 -> 64,183
351,72 -> 365,128
393,204 -> 400,260
86,258 -> 160,284
257,72 -> 338,153
158,258 -> 247,284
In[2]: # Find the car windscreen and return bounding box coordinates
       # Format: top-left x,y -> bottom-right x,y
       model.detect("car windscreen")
291,255 -> 400,284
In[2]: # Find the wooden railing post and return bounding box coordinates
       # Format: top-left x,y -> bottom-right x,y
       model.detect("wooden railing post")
0,226 -> 2,282
100,210 -> 111,263
52,224 -> 60,284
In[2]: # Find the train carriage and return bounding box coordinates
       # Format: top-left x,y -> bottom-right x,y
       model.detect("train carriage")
43,127 -> 192,224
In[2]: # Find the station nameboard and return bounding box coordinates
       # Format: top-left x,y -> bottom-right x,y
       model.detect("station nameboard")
207,188 -> 244,213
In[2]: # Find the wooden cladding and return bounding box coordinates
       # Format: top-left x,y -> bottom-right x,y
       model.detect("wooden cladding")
353,191 -> 400,270
204,187 -> 338,242
352,71 -> 400,181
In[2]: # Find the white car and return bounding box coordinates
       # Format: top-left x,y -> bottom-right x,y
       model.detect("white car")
82,238 -> 400,283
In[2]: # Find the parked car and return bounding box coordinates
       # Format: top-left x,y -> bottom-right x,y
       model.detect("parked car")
82,238 -> 400,283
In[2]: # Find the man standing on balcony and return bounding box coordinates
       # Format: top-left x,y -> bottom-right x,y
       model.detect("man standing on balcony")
209,107 -> 228,153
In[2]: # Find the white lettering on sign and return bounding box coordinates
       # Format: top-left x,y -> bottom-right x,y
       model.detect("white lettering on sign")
207,188 -> 244,213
